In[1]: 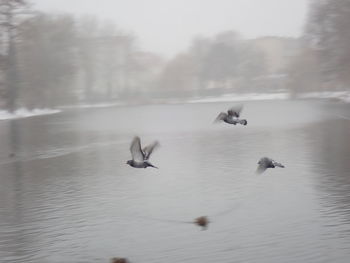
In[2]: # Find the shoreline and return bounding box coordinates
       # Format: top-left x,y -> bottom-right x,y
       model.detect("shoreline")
1,91 -> 349,121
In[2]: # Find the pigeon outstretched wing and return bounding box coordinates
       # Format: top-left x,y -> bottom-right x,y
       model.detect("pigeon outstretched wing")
227,105 -> 243,118
256,164 -> 267,174
256,157 -> 270,174
214,112 -> 227,123
143,141 -> 160,160
130,136 -> 145,162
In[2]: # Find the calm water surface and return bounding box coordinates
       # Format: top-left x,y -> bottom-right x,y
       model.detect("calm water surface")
0,100 -> 350,263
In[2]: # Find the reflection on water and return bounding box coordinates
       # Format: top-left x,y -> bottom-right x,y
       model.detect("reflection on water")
0,100 -> 350,262
307,120 -> 350,229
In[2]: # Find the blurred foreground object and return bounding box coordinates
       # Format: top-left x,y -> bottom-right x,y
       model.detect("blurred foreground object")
110,257 -> 129,263
194,216 -> 209,230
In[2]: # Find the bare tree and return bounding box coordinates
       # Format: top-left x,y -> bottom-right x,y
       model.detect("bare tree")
156,30 -> 268,98
0,0 -> 29,111
19,13 -> 77,108
157,53 -> 198,98
305,0 -> 350,89
199,31 -> 243,86
76,16 -> 99,102
287,45 -> 322,95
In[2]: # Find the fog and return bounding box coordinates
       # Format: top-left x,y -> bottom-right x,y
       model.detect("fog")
2,0 -> 350,111
1,1 -> 350,262
31,0 -> 308,57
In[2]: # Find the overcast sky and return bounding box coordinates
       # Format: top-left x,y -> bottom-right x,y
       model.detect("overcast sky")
30,0 -> 309,57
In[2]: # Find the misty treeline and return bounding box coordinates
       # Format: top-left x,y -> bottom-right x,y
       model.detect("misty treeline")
290,0 -> 350,93
0,0 -> 166,110
157,31 -> 268,98
1,0 -> 159,110
1,0 -> 350,111
0,0 -> 277,110
0,3 -> 267,109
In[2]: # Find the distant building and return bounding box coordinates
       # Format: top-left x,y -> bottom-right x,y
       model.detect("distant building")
251,36 -> 300,75
248,36 -> 301,92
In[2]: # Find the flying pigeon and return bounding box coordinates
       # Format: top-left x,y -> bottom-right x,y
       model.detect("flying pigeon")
257,157 -> 285,174
126,136 -> 159,169
227,104 -> 243,118
214,105 -> 247,125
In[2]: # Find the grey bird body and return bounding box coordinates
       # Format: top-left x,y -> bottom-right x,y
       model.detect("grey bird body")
127,136 -> 159,169
257,157 -> 285,173
126,160 -> 157,168
215,105 -> 247,126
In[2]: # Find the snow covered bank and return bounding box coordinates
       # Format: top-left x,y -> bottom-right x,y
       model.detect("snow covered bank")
59,102 -> 122,110
186,91 -> 350,104
0,108 -> 61,121
297,91 -> 350,103
186,92 -> 290,104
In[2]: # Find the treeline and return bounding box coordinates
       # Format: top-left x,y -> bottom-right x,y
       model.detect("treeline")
156,31 -> 267,98
0,0 -> 165,110
18,14 -> 154,107
1,1 -> 273,110
289,0 -> 350,93
2,0 -> 349,110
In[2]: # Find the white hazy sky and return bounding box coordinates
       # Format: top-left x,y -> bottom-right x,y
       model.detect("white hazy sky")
31,0 -> 309,57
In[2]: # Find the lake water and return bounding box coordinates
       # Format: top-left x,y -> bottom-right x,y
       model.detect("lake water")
0,99 -> 350,263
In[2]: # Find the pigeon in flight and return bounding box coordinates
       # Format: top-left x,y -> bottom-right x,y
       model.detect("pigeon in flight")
214,105 -> 247,125
227,105 -> 243,118
256,157 -> 285,174
127,136 -> 159,169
